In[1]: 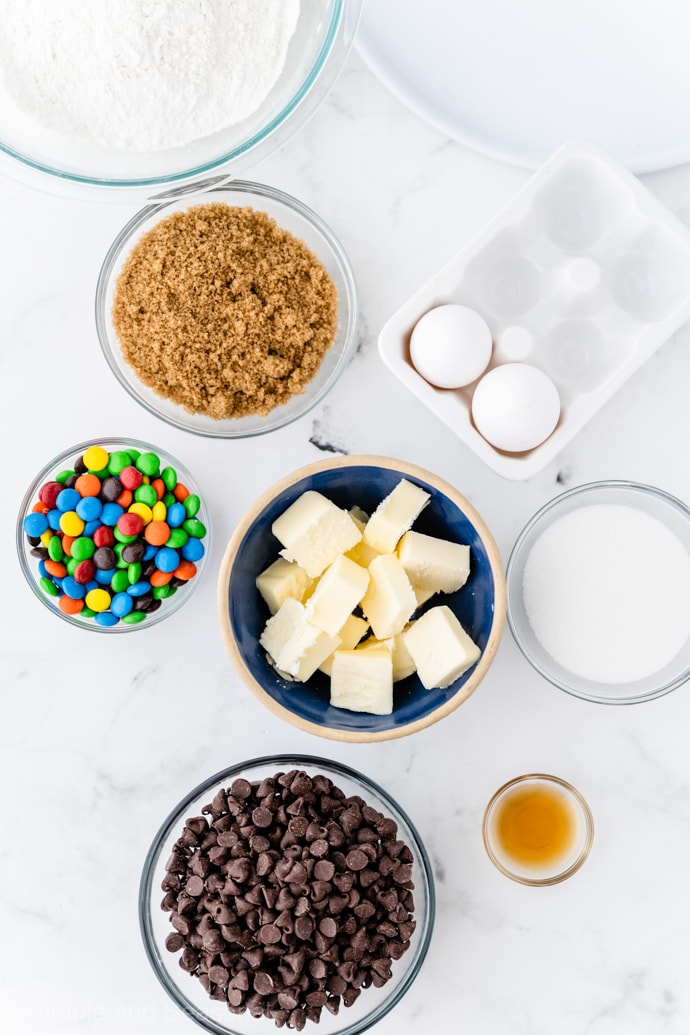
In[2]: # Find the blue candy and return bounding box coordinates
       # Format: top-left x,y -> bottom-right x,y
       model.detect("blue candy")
95,611 -> 119,627
56,487 -> 80,512
166,502 -> 186,528
111,592 -> 133,617
47,509 -> 62,530
181,538 -> 205,562
100,502 -> 124,526
95,569 -> 114,585
83,519 -> 101,538
76,496 -> 103,522
23,512 -> 49,537
143,543 -> 158,561
127,581 -> 152,597
62,576 -> 86,600
155,547 -> 179,573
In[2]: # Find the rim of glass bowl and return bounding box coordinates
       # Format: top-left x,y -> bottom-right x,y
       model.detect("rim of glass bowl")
505,479 -> 690,705
139,754 -> 436,1035
482,773 -> 595,887
94,181 -> 359,438
16,436 -> 210,633
0,2 -> 360,192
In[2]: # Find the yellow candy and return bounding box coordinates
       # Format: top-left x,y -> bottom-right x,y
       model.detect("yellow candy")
129,501 -> 153,525
59,510 -> 85,537
85,588 -> 111,613
40,529 -> 53,547
151,501 -> 167,522
83,445 -> 109,472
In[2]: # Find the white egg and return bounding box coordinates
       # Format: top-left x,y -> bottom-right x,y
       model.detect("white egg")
410,304 -> 493,388
471,363 -> 561,452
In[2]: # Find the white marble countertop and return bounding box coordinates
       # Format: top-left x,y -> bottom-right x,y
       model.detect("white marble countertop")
3,34 -> 690,1035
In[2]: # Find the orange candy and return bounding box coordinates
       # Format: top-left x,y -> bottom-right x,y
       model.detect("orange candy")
45,560 -> 67,578
31,501 -> 50,515
150,569 -> 173,587
173,559 -> 197,581
61,535 -> 75,557
59,596 -> 84,615
144,520 -> 170,546
173,482 -> 190,502
74,473 -> 101,497
116,488 -> 133,508
151,478 -> 166,500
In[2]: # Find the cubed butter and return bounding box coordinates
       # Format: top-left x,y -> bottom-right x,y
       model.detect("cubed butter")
397,530 -> 471,593
271,490 -> 362,578
260,597 -> 340,682
306,554 -> 370,636
357,629 -> 417,681
362,478 -> 431,553
330,648 -> 394,715
412,583 -> 436,609
360,553 -> 417,639
256,557 -> 314,615
319,614 -> 369,675
402,605 -> 481,689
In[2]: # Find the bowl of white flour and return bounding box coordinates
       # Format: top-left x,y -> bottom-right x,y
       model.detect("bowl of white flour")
0,0 -> 360,196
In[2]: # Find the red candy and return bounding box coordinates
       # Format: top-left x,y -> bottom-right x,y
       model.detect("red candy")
93,526 -> 115,548
119,465 -> 143,491
39,480 -> 62,509
117,512 -> 143,537
74,560 -> 96,584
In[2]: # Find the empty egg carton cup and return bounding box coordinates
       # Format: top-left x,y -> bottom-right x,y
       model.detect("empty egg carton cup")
378,140 -> 690,479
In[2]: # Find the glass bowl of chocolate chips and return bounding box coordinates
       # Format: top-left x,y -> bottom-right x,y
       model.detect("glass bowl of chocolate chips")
139,755 -> 435,1034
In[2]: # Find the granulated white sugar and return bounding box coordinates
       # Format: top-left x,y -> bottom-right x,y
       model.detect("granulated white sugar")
0,0 -> 300,151
522,503 -> 690,684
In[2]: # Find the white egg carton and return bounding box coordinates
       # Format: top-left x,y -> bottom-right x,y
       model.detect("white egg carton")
378,140 -> 690,480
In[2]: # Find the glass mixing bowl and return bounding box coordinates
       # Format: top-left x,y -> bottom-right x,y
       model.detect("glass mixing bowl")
0,1 -> 361,198
139,754 -> 435,1035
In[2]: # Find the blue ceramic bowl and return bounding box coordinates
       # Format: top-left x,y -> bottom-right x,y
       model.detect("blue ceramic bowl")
217,456 -> 505,741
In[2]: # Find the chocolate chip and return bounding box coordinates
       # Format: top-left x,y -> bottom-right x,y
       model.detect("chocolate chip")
161,769 -> 417,1028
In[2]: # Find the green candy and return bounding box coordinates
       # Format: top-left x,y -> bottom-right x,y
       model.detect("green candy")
128,448 -> 141,463
134,484 -> 158,507
183,517 -> 206,538
128,562 -> 142,585
162,491 -> 176,508
184,494 -> 200,518
111,569 -> 130,593
136,451 -> 160,477
71,536 -> 95,561
122,611 -> 147,624
81,606 -> 96,618
40,576 -> 60,597
166,528 -> 188,549
114,543 -> 129,568
66,557 -> 79,575
161,466 -> 178,491
55,468 -> 75,484
114,527 -> 139,544
48,536 -> 64,562
152,584 -> 172,599
107,450 -> 132,475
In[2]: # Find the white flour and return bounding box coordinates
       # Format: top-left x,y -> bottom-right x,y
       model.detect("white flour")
0,0 -> 300,151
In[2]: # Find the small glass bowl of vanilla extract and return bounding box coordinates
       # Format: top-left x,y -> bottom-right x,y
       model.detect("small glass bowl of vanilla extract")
482,774 -> 594,886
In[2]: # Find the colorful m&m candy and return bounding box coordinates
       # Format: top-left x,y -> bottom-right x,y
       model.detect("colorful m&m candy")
22,442 -> 208,628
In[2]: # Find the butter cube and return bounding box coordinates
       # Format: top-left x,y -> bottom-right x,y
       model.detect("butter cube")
412,583 -> 436,609
397,530 -> 471,593
362,479 -> 431,553
260,597 -> 340,682
402,605 -> 481,689
330,648 -> 394,715
319,614 -> 369,675
360,553 -> 417,639
256,557 -> 314,615
357,629 -> 417,681
272,490 -> 362,578
306,554 -> 370,636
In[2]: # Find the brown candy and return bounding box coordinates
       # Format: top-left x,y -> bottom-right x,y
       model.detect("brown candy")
161,770 -> 416,1028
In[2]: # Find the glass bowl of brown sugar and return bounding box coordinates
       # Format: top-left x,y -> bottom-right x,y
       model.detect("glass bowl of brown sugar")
139,754 -> 435,1035
95,181 -> 358,438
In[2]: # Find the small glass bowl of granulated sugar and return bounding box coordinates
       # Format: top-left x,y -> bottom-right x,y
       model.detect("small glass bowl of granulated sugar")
139,754 -> 435,1035
506,480 -> 690,704
95,181 -> 358,438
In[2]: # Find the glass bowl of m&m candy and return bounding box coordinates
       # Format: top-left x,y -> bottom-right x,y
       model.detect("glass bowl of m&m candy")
17,438 -> 210,631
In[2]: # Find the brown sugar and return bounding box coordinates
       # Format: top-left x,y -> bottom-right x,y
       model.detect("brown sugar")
111,203 -> 339,420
